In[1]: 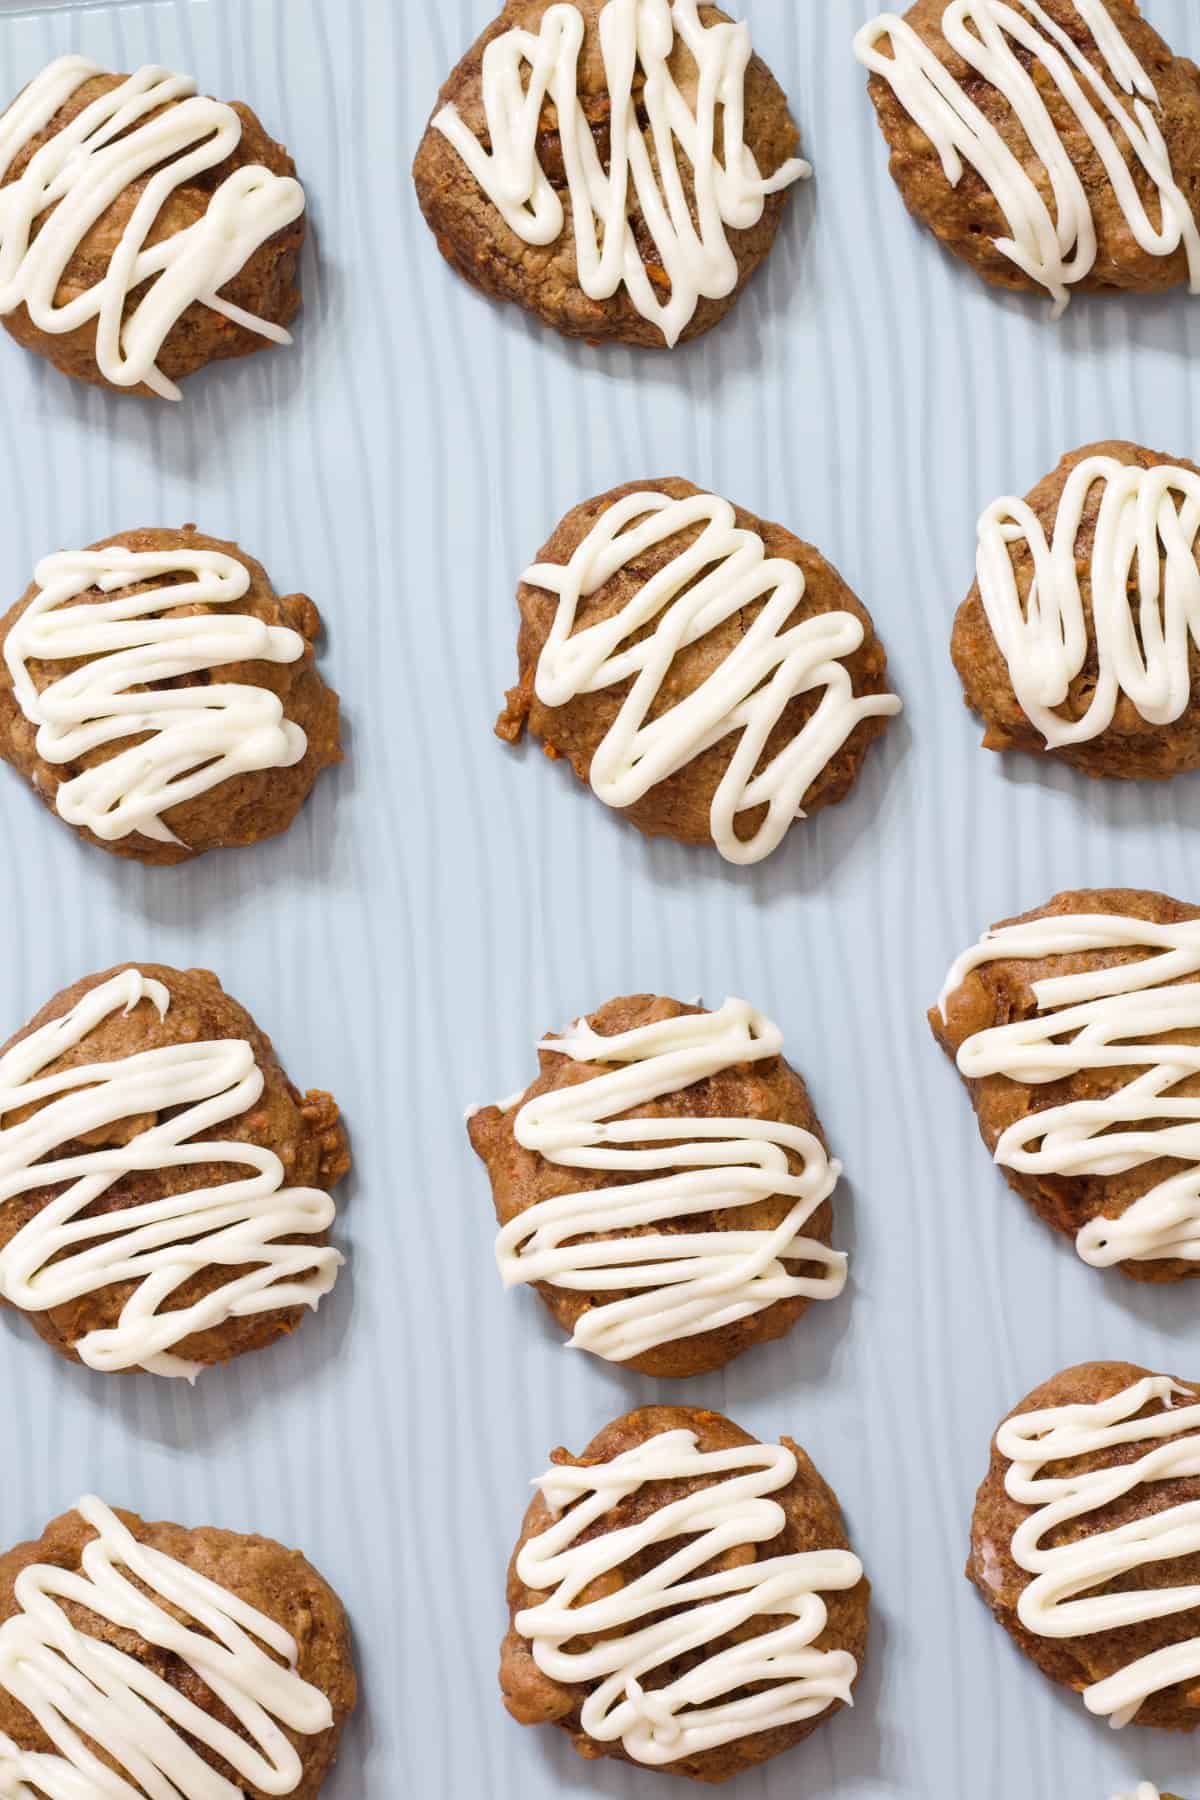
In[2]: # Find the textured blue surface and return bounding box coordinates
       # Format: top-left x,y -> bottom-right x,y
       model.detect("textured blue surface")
0,1 -> 1198,1793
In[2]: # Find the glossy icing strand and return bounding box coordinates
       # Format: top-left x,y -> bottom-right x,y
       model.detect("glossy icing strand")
498,998 -> 846,1362
516,1430 -> 862,1764
0,968 -> 342,1380
854,1 -> 1200,314
434,0 -> 808,345
998,1376 -> 1200,1727
941,913 -> 1200,1267
976,456 -> 1200,748
0,57 -> 305,399
4,546 -> 308,848
526,489 -> 900,865
0,1496 -> 332,1798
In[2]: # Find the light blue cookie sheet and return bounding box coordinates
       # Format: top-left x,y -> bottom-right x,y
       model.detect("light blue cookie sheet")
0,0 -> 1197,1794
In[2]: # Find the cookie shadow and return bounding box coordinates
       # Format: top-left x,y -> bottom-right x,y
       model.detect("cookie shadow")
496,696 -> 910,913
1092,1259 -> 1199,1337
899,234 -> 1197,364
23,731 -> 354,935
5,1156 -> 358,1456
524,1726 -> 666,1799
322,1623 -> 376,1797
1032,1669 -> 1186,1796
965,1158 -> 1200,1342
436,166 -> 818,404
632,703 -> 912,908
821,1597 -> 892,1797
506,1595 -> 890,1797
14,220 -> 344,488
1054,280 -> 1198,365
991,744 -> 1200,843
511,1180 -> 859,1456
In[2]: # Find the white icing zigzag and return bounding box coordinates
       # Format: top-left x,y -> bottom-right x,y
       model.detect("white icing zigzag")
435,0 -> 808,345
941,911 -> 1200,1268
855,1 -> 1200,314
975,455 -> 1200,749
0,57 -> 305,398
527,489 -> 900,865
0,1496 -> 333,1797
0,968 -> 342,1379
516,1429 -> 862,1764
999,1375 -> 1200,1728
498,998 -> 846,1361
5,545 -> 308,848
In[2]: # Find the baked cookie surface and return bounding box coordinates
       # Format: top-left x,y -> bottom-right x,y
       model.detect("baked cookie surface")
855,0 -> 1200,311
0,1496 -> 355,1796
500,1404 -> 869,1782
933,887 -> 1200,1281
497,479 -> 900,864
954,441 -> 1200,778
413,1 -> 807,347
468,994 -> 845,1377
0,57 -> 305,397
0,963 -> 350,1377
0,526 -> 341,864
969,1360 -> 1200,1732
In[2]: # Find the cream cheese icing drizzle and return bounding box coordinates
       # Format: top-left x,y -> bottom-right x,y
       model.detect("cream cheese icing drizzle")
941,911 -> 1200,1268
998,1375 -> 1200,1728
515,1429 -> 862,1765
0,1495 -> 332,1797
854,1 -> 1200,315
433,0 -> 808,346
1113,1787 -> 1162,1800
4,546 -> 307,848
0,968 -> 341,1380
976,455 -> 1200,749
525,489 -> 901,865
0,56 -> 305,400
497,998 -> 845,1362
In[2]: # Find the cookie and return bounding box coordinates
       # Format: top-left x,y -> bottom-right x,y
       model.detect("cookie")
468,995 -> 845,1377
0,963 -> 350,1377
0,57 -> 305,397
953,441 -> 1200,778
0,526 -> 341,864
500,1404 -> 869,1782
969,1360 -> 1200,1732
855,1 -> 1200,312
932,887 -> 1200,1281
413,1 -> 807,347
497,479 -> 900,864
0,1496 -> 355,1795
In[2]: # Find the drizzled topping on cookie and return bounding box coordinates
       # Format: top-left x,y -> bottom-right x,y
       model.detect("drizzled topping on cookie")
855,1 -> 1200,314
940,912 -> 1200,1268
5,545 -> 308,848
434,0 -> 808,345
497,998 -> 846,1361
0,968 -> 342,1379
516,1429 -> 862,1764
975,455 -> 1200,749
0,57 -> 305,398
0,1496 -> 332,1795
998,1375 -> 1200,1727
525,489 -> 900,865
